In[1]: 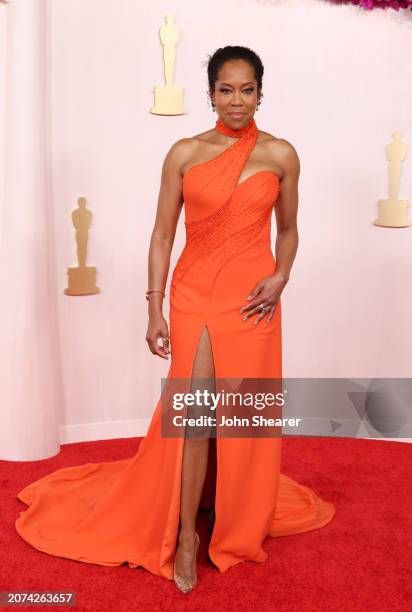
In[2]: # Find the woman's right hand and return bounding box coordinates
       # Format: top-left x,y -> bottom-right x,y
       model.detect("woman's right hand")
145,313 -> 171,359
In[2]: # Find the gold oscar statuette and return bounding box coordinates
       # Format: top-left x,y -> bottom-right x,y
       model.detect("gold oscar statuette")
64,196 -> 100,296
150,13 -> 186,115
374,130 -> 410,228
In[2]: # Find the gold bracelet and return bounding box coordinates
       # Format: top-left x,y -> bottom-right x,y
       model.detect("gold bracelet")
146,290 -> 166,301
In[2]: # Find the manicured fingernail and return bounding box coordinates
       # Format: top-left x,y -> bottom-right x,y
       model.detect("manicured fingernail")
243,316 -> 247,321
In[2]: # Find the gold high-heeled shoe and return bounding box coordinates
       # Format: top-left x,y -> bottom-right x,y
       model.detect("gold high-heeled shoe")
173,531 -> 200,594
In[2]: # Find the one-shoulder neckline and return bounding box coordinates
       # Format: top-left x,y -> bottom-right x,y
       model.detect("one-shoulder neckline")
182,118 -> 281,188
183,164 -> 280,189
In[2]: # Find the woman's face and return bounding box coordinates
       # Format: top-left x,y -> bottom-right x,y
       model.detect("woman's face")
211,59 -> 259,129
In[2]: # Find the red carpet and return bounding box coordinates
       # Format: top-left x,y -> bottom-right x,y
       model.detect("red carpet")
2,437 -> 411,611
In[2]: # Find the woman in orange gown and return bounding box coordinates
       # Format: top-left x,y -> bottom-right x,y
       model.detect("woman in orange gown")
15,46 -> 335,593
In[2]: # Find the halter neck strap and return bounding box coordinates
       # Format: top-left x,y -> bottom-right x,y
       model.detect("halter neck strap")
215,116 -> 257,138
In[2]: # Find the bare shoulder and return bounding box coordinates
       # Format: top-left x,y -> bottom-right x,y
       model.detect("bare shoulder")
162,137 -> 196,177
165,137 -> 197,164
258,130 -> 300,179
164,129 -> 215,175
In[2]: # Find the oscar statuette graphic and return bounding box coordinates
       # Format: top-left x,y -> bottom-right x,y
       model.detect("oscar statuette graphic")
150,13 -> 186,115
64,196 -> 100,295
374,130 -> 410,228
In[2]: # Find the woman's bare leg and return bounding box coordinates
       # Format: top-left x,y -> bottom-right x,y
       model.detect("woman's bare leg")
174,325 -> 215,577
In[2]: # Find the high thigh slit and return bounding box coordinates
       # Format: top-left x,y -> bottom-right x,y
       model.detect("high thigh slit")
15,116 -> 336,580
186,324 -> 216,437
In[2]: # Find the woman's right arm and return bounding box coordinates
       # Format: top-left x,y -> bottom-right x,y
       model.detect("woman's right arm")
145,138 -> 192,359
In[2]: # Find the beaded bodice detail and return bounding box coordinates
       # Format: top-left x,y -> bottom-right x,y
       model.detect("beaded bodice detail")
172,117 -> 280,285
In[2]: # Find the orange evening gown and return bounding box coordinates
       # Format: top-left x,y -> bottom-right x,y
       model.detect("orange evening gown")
15,117 -> 336,580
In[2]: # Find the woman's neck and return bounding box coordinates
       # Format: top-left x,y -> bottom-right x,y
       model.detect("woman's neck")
215,116 -> 256,138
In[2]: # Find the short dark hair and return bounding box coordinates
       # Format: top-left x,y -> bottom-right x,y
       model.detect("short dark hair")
206,45 -> 264,107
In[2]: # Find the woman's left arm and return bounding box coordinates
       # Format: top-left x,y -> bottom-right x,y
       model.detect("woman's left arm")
240,140 -> 300,324
273,140 -> 300,284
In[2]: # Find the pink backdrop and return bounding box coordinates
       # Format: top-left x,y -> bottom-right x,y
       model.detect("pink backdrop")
0,0 -> 411,459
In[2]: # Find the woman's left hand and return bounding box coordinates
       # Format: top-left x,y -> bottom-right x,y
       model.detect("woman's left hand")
240,272 -> 288,325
